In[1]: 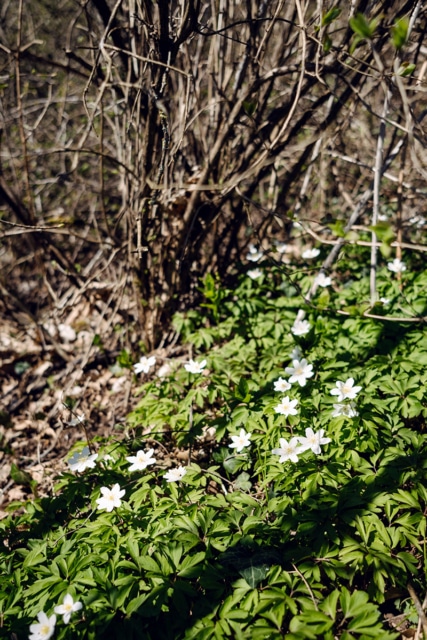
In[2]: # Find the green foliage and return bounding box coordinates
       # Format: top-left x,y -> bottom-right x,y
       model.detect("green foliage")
396,62 -> 416,77
321,7 -> 341,28
4,249 -> 427,638
349,13 -> 382,53
391,17 -> 409,50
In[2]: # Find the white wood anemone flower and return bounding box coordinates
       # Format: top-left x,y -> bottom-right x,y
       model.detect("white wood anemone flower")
67,446 -> 98,473
29,612 -> 56,640
96,483 -> 125,512
229,428 -> 252,453
272,437 -> 303,463
164,466 -> 187,482
54,594 -> 83,624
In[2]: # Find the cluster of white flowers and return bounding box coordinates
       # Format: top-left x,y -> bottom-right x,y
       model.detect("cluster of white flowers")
272,355 -> 314,399
229,424 -> 332,465
30,595 -> 82,639
133,355 -> 209,377
267,342 -> 362,463
66,440 -> 188,515
330,377 -> 361,418
272,428 -> 331,463
246,243 -> 263,262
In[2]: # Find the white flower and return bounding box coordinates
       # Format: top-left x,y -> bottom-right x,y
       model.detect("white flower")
184,359 -> 207,374
96,483 -> 125,512
331,403 -> 359,418
229,428 -> 252,453
290,346 -> 302,360
302,247 -> 320,259
110,376 -> 127,393
275,242 -> 289,254
164,466 -> 187,482
157,363 -> 172,378
58,323 -> 77,342
66,413 -> 86,427
246,244 -> 263,262
379,297 -> 390,305
297,428 -> 331,455
314,272 -> 332,287
274,377 -> 292,393
29,612 -> 56,640
67,446 -> 98,473
291,318 -> 311,336
133,355 -> 156,374
54,594 -> 83,624
387,258 -> 406,273
126,448 -> 156,472
285,358 -> 314,387
409,215 -> 425,228
330,378 -> 362,402
247,268 -> 263,279
272,437 -> 303,463
274,396 -> 299,417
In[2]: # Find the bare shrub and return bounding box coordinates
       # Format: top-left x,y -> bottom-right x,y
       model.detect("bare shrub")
0,0 -> 426,348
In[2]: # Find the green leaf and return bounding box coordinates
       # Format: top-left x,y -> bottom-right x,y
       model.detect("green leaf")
368,222 -> 395,244
10,463 -> 33,487
340,588 -> 370,618
349,14 -> 373,38
391,17 -> 409,50
397,62 -> 416,77
316,288 -> 330,311
239,563 -> 269,588
323,34 -> 333,53
243,100 -> 257,117
235,377 -> 251,402
320,589 -> 340,618
22,547 -> 46,569
349,13 -> 382,52
322,7 -> 341,27
234,472 -> 252,492
138,556 -> 162,574
178,551 -> 206,578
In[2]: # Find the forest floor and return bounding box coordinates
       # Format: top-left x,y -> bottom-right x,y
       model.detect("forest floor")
0,293 -> 147,518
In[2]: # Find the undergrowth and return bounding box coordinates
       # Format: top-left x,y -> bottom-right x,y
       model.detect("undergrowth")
1,247 -> 427,639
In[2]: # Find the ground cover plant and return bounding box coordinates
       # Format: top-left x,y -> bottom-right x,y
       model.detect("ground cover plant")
1,238 -> 427,639
1,0 -> 427,639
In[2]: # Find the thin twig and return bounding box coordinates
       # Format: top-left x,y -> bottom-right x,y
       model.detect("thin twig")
408,583 -> 427,639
